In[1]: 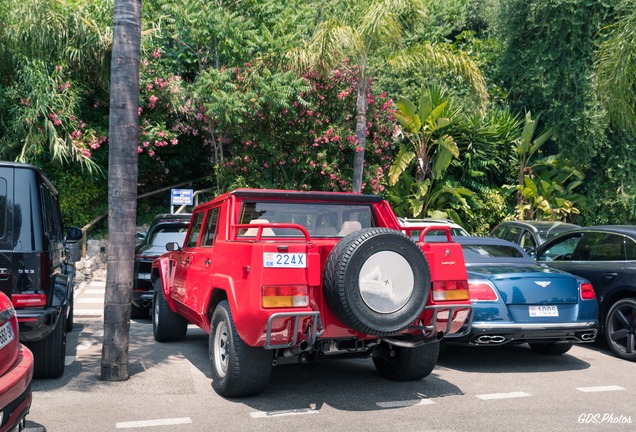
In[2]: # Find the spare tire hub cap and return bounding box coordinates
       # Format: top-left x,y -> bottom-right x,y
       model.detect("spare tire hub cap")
358,251 -> 414,314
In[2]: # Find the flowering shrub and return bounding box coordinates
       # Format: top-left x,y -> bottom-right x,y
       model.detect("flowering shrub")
210,64 -> 397,194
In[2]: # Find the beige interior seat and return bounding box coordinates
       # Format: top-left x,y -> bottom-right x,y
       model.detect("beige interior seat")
337,221 -> 362,236
244,219 -> 276,237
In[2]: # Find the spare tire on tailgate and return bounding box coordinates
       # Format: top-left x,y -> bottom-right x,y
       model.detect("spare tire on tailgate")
324,227 -> 431,336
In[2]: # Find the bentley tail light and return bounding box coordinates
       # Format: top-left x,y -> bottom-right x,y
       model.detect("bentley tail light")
468,280 -> 498,301
579,282 -> 596,300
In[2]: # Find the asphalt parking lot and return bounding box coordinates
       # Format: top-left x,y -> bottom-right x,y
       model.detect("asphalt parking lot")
23,274 -> 636,432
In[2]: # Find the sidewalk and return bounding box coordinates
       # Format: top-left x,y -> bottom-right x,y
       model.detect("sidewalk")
74,269 -> 106,318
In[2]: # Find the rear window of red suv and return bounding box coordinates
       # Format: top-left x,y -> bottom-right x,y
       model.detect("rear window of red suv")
238,201 -> 376,237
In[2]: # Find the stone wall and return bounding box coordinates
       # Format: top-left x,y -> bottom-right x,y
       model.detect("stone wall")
73,239 -> 108,282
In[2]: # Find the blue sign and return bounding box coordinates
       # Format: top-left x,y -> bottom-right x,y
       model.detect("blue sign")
171,189 -> 194,206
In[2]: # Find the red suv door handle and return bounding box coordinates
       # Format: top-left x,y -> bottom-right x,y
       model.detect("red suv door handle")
205,258 -> 211,267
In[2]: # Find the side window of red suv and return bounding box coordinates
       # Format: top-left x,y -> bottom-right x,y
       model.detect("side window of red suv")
200,208 -> 220,247
185,212 -> 204,248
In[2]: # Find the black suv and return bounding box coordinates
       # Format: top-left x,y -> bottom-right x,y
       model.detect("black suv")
0,162 -> 81,378
132,213 -> 190,318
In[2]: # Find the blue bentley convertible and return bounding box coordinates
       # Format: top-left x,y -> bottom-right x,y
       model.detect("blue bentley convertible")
445,237 -> 598,355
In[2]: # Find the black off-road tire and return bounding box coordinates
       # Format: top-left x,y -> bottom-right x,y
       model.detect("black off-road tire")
373,341 -> 440,381
29,314 -> 67,379
66,300 -> 74,332
529,342 -> 574,355
64,265 -> 75,332
604,298 -> 636,361
209,300 -> 273,397
152,279 -> 188,342
324,227 -> 431,335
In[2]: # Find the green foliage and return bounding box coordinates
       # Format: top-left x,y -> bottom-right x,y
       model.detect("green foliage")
505,156 -> 584,222
387,85 -> 473,219
39,162 -> 107,228
450,106 -> 522,193
201,64 -> 395,194
596,1 -> 636,136
490,0 -> 614,165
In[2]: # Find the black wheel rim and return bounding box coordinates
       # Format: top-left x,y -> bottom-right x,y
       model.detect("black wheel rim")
608,303 -> 636,356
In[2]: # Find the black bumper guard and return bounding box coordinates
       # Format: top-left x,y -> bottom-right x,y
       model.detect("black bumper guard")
264,311 -> 324,350
417,304 -> 474,338
383,304 -> 474,348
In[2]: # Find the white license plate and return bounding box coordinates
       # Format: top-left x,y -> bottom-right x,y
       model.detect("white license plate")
0,320 -> 15,350
529,305 -> 559,317
263,253 -> 306,268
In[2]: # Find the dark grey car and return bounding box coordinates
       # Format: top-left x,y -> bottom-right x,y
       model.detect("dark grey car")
132,213 -> 190,318
534,226 -> 636,361
491,220 -> 580,251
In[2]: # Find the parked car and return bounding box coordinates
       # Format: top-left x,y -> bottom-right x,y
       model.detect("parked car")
490,220 -> 580,252
151,189 -> 473,397
132,213 -> 191,318
534,225 -> 636,361
0,162 -> 81,379
443,236 -> 598,355
0,291 -> 34,432
398,217 -> 470,240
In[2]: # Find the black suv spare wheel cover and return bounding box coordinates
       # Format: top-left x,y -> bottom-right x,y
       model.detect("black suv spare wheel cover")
324,227 -> 431,335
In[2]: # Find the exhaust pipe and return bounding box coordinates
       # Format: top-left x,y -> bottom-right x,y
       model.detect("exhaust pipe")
581,332 -> 596,341
474,335 -> 507,345
282,341 -> 309,357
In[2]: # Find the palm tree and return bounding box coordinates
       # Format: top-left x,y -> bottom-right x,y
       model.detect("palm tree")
596,5 -> 636,136
101,0 -> 141,382
289,0 -> 487,192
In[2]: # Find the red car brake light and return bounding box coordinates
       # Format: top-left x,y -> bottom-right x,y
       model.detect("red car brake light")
11,293 -> 47,307
579,282 -> 596,300
262,285 -> 309,308
468,280 -> 498,301
432,280 -> 470,301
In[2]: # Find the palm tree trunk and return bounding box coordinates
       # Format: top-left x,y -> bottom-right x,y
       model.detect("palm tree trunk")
352,77 -> 368,193
101,0 -> 141,382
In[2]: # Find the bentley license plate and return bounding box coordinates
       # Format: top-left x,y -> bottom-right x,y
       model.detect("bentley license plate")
529,305 -> 558,317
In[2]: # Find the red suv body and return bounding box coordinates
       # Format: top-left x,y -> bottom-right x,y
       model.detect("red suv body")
151,189 -> 472,397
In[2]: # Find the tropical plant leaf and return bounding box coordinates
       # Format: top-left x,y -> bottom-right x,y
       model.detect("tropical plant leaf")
389,144 -> 415,185
436,134 -> 459,158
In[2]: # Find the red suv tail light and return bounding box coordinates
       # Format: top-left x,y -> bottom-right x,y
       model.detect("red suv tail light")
580,282 -> 596,300
432,280 -> 470,301
11,293 -> 47,307
468,280 -> 498,301
262,285 -> 309,308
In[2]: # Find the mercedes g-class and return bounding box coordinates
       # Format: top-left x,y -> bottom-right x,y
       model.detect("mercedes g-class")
0,162 -> 81,378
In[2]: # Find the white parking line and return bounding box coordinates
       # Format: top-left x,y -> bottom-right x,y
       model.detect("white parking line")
65,356 -> 75,366
82,289 -> 105,295
77,339 -> 98,350
77,298 -> 104,303
115,418 -> 193,429
73,309 -> 103,316
376,399 -> 435,408
476,392 -> 531,400
576,385 -> 625,392
250,408 -> 320,418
